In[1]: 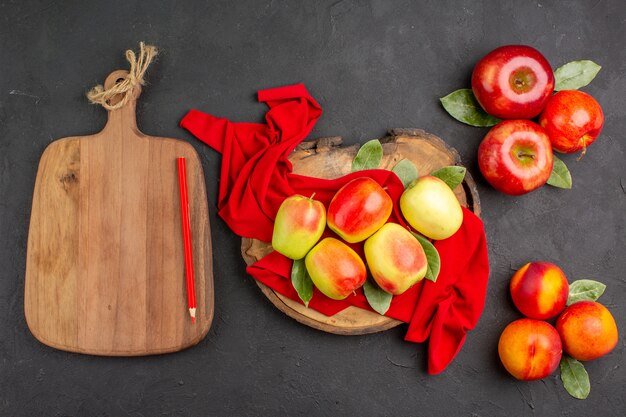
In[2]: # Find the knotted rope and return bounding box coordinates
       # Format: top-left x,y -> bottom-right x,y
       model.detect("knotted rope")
87,42 -> 158,111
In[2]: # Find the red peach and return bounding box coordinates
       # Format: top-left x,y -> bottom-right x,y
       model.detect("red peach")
556,301 -> 618,361
498,319 -> 562,381
510,262 -> 569,320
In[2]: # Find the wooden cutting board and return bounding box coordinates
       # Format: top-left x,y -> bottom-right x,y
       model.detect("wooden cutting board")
241,128 -> 480,335
25,70 -> 214,355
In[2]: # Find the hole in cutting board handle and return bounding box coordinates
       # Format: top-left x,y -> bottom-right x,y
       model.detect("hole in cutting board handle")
103,69 -> 142,108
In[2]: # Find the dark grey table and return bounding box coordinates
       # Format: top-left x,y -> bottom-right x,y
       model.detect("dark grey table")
1,1 -> 624,416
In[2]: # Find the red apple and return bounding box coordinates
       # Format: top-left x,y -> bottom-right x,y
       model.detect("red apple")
272,194 -> 326,260
327,177 -> 393,243
539,90 -> 604,156
364,223 -> 427,295
305,237 -> 367,300
472,45 -> 555,119
478,120 -> 554,195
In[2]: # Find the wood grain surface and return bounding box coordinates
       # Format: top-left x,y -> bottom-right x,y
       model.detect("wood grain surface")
24,70 -> 214,356
242,128 -> 480,335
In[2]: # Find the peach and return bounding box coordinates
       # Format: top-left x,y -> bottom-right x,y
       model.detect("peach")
364,223 -> 427,295
327,177 -> 393,243
510,262 -> 569,320
272,194 -> 326,260
498,318 -> 562,381
305,238 -> 367,300
556,301 -> 618,361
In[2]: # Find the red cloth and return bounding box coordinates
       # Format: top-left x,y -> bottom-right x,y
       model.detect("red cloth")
180,84 -> 490,374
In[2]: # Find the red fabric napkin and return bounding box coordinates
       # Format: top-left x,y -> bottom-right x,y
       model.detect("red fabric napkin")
180,84 -> 490,374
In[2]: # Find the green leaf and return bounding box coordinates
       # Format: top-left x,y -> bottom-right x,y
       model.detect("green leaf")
411,232 -> 441,282
567,279 -> 607,306
291,259 -> 313,307
352,139 -> 383,172
560,356 -> 590,400
431,166 -> 467,190
440,89 -> 501,127
554,60 -> 602,91
363,279 -> 393,315
547,156 -> 572,189
392,159 -> 419,188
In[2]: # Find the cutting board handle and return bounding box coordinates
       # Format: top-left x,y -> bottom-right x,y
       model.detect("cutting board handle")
101,69 -> 142,135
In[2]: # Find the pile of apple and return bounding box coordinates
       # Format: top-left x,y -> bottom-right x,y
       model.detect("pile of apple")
498,261 -> 618,398
443,45 -> 604,195
271,174 -> 462,304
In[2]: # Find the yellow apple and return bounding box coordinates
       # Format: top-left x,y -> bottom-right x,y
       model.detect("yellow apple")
364,223 -> 427,295
305,238 -> 367,300
399,176 -> 463,240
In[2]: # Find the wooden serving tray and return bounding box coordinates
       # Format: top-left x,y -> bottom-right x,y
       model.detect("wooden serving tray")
241,128 -> 480,335
25,70 -> 214,355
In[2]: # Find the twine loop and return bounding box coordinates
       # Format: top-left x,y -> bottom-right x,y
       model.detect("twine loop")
87,42 -> 158,111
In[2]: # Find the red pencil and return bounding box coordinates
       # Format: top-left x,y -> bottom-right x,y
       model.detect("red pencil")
177,157 -> 197,324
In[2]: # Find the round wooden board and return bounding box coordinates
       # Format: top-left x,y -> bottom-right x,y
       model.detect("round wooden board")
241,128 -> 481,335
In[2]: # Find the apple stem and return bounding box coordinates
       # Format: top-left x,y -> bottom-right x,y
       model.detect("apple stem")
309,192 -> 316,200
577,137 -> 588,161
518,153 -> 536,160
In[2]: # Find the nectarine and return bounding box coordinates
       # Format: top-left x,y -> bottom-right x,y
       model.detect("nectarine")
556,301 -> 618,361
498,319 -> 562,381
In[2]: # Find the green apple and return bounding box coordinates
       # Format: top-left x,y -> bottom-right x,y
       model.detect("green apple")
399,176 -> 463,240
272,194 -> 326,260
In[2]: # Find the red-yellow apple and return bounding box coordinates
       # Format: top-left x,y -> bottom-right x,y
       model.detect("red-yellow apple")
272,194 -> 326,260
364,223 -> 427,295
539,90 -> 604,156
478,119 -> 553,195
327,177 -> 392,243
557,301 -> 618,361
510,262 -> 569,320
399,176 -> 463,240
305,237 -> 367,300
498,319 -> 562,381
472,45 -> 554,119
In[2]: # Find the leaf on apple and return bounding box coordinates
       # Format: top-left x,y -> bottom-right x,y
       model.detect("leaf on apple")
430,166 -> 466,190
352,139 -> 383,172
363,278 -> 393,315
291,258 -> 313,307
554,60 -> 602,91
546,156 -> 572,189
560,355 -> 590,400
567,279 -> 606,306
411,232 -> 440,282
391,159 -> 418,188
440,89 -> 501,127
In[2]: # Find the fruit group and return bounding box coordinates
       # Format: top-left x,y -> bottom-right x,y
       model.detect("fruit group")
364,223 -> 427,295
305,238 -> 367,300
498,319 -> 563,381
399,176 -> 463,240
327,177 -> 393,243
556,301 -> 618,361
478,119 -> 553,195
539,90 -> 604,155
510,262 -> 569,320
472,45 -> 555,119
272,195 -> 326,260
